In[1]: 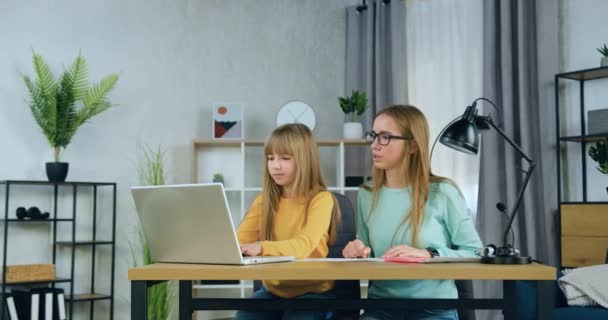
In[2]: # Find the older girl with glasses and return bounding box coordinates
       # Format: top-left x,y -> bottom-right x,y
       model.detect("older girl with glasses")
343,105 -> 482,320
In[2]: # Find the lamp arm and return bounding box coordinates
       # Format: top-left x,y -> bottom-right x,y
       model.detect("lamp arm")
482,117 -> 536,247
503,161 -> 535,247
483,117 -> 533,163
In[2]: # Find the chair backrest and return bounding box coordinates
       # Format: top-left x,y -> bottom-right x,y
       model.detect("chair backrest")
328,193 -> 359,298
252,193 -> 360,318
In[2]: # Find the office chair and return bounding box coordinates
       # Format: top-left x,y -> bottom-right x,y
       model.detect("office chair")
252,192 -> 360,320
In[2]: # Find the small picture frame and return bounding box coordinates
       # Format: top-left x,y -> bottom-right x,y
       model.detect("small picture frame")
212,103 -> 244,139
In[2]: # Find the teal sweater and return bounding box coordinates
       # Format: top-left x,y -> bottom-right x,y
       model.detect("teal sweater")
358,182 -> 482,299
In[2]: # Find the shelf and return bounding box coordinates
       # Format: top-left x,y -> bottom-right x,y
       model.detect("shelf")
329,187 -> 360,191
192,139 -> 367,147
559,134 -> 608,142
243,187 -> 263,192
560,201 -> 608,205
0,180 -> 115,186
557,66 -> 608,81
1,179 -> 117,318
0,218 -> 73,222
66,293 -> 111,302
2,277 -> 71,286
56,241 -> 113,246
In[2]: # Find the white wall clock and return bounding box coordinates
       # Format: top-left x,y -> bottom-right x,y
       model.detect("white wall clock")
276,101 -> 317,131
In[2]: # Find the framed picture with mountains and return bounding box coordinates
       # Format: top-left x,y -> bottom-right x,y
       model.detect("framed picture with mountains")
212,102 -> 244,139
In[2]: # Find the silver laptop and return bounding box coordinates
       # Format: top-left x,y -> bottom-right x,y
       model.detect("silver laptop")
131,183 -> 295,265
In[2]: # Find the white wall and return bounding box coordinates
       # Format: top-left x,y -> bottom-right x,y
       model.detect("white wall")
0,0 -> 358,318
560,0 -> 608,201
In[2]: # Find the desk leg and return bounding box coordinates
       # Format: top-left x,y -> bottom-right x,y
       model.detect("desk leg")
131,281 -> 148,320
179,280 -> 193,320
537,280 -> 554,320
502,280 -> 517,320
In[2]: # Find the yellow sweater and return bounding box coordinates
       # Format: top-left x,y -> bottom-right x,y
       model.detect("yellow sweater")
236,191 -> 335,298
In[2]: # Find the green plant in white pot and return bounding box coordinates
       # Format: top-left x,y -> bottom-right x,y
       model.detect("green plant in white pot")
338,90 -> 368,139
212,172 -> 224,185
23,51 -> 118,182
597,44 -> 608,67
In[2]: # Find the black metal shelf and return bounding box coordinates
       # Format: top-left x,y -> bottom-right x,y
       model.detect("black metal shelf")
67,293 -> 112,302
0,218 -> 74,222
1,277 -> 72,286
56,240 -> 114,246
559,134 -> 608,142
557,66 -> 608,80
0,180 -> 115,186
0,180 -> 116,320
555,66 -> 608,270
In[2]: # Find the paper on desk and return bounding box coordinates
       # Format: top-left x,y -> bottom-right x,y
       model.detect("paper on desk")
298,258 -> 384,262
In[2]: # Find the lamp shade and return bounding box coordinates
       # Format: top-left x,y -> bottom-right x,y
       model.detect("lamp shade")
439,118 -> 479,154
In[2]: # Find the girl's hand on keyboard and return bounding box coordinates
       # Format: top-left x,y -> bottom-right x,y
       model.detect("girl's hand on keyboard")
240,242 -> 262,256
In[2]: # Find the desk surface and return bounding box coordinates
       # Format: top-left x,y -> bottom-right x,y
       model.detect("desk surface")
128,261 -> 556,281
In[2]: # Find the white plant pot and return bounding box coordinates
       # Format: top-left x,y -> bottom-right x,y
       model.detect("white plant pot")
602,57 -> 608,67
343,122 -> 363,139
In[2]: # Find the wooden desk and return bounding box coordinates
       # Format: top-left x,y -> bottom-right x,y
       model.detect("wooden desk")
129,261 -> 556,320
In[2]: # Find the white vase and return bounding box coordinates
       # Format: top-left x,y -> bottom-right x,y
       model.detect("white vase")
602,57 -> 608,67
343,122 -> 363,139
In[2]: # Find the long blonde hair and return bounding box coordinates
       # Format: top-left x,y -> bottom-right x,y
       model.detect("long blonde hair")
260,123 -> 341,244
365,105 -> 452,247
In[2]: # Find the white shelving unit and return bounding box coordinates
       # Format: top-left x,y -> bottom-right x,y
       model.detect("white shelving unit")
190,139 -> 369,319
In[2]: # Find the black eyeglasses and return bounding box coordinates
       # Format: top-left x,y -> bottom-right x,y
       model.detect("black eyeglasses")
365,131 -> 411,146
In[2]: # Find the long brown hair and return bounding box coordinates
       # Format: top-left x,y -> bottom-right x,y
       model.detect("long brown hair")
260,123 -> 341,244
365,105 -> 453,246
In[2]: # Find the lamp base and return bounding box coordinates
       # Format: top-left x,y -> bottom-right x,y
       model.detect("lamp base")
481,255 -> 532,264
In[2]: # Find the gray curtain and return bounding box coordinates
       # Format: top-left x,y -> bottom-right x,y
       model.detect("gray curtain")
344,0 -> 407,177
475,0 -> 559,319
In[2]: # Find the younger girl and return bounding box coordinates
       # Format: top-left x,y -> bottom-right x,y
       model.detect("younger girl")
236,123 -> 341,320
342,105 -> 483,320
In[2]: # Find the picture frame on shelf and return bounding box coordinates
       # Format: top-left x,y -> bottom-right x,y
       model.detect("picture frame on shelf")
213,103 -> 244,139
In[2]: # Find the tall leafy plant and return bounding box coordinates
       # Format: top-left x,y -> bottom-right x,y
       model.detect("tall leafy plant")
23,51 -> 118,162
338,90 -> 368,122
130,144 -> 174,320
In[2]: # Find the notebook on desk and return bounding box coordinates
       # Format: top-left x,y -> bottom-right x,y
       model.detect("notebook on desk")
131,183 -> 294,265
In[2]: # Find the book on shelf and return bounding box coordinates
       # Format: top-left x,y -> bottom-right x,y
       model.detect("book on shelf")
1,293 -> 19,320
10,287 -> 66,320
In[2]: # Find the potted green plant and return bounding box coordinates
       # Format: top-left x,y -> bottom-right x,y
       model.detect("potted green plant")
22,51 -> 118,182
597,44 -> 608,67
338,90 -> 368,139
212,173 -> 224,185
588,141 -> 608,196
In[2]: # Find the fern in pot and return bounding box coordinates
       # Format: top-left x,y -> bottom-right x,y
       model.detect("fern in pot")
338,90 -> 368,139
23,51 -> 118,182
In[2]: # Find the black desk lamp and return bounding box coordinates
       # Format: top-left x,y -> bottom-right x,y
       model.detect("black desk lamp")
439,98 -> 534,264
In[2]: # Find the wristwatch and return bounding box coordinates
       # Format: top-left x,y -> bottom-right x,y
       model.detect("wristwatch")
426,247 -> 439,258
